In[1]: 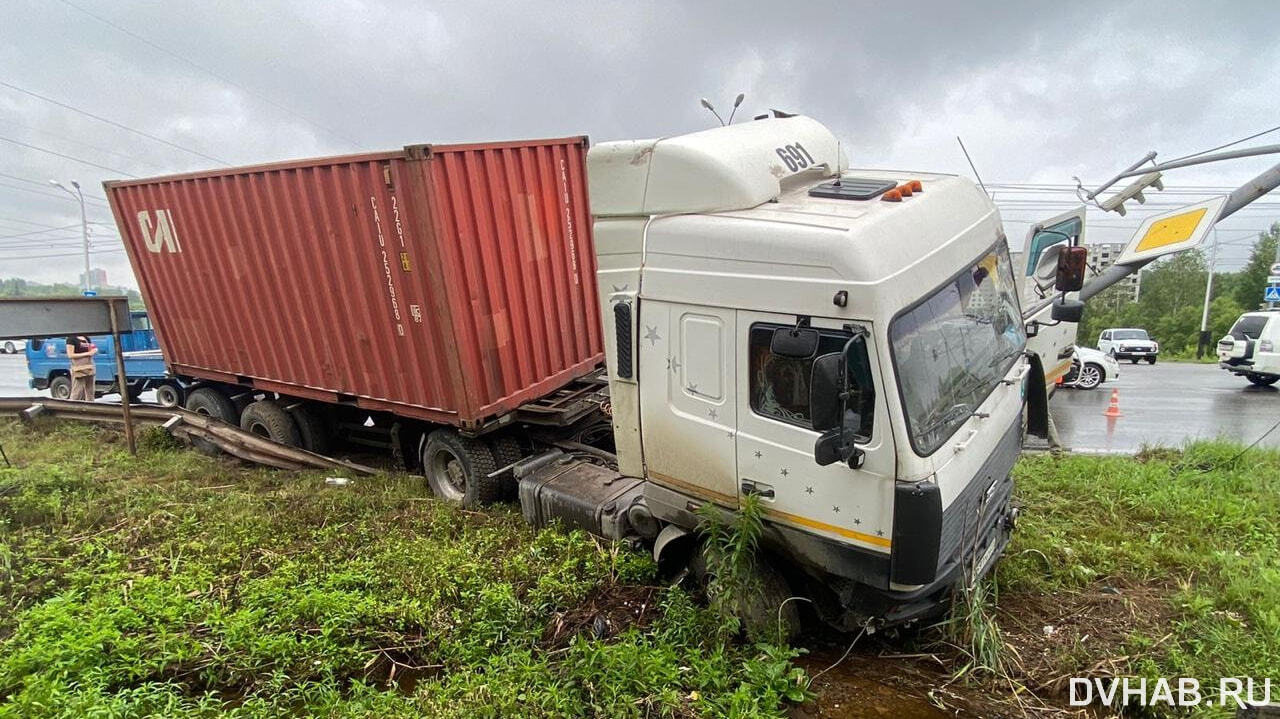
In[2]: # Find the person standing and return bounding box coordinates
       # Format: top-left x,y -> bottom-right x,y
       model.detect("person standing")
66,335 -> 97,401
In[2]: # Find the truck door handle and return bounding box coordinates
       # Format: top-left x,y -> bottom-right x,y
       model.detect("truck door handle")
1001,363 -> 1031,385
741,481 -> 775,499
953,428 -> 979,452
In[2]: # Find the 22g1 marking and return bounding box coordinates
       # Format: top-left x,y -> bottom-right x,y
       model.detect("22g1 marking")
775,142 -> 816,172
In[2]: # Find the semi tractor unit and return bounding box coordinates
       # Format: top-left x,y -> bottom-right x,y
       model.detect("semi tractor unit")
106,116 -> 1061,633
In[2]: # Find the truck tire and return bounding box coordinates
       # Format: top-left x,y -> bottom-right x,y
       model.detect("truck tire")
184,387 -> 238,455
3,341 -> 15,353
737,558 -> 802,642
240,400 -> 302,447
488,434 -> 524,497
288,404 -> 331,455
154,382 -> 183,408
1246,373 -> 1279,387
422,429 -> 501,508
49,375 -> 72,399
185,387 -> 237,424
1146,356 -> 1157,365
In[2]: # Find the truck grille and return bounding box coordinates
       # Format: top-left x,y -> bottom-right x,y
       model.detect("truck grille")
936,420 -> 1019,574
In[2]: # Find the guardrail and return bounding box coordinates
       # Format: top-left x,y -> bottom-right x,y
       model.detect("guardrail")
0,396 -> 376,475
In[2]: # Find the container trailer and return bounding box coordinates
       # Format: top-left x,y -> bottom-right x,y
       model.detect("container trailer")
107,116 -> 1073,633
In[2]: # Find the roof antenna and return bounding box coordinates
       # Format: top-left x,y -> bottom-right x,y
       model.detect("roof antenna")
700,98 -> 725,126
726,93 -> 745,124
956,135 -> 989,196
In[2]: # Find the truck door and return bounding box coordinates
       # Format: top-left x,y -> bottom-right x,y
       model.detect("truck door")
1021,207 -> 1086,385
734,312 -> 895,551
638,301 -> 740,507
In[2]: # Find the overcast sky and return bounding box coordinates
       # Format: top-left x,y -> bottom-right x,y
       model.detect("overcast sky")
2,0 -> 1278,290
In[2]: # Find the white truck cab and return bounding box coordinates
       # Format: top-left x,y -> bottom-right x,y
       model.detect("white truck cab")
1218,310 -> 1280,386
569,115 -> 1043,629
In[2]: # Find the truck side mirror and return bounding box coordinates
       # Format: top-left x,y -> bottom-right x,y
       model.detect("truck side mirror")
1055,245 -> 1088,292
809,353 -> 842,432
771,327 -> 819,359
1051,297 -> 1085,323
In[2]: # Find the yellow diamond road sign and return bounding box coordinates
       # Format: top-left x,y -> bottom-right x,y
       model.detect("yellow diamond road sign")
1116,195 -> 1226,266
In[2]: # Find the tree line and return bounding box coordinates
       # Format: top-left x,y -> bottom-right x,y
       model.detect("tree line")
1077,222 -> 1279,357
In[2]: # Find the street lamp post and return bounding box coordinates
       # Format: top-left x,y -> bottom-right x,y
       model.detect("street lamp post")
50,180 -> 90,293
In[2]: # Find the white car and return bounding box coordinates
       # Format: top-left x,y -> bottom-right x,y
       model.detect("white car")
1217,310 -> 1280,387
1098,328 -> 1159,364
1061,346 -> 1120,390
1,339 -> 27,354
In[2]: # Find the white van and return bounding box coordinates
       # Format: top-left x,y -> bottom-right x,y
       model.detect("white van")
1218,311 -> 1280,387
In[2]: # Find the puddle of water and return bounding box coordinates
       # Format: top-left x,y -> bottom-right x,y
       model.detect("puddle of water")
794,653 -> 953,719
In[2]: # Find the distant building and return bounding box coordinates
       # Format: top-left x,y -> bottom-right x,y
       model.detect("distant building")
80,267 -> 108,289
1085,243 -> 1140,301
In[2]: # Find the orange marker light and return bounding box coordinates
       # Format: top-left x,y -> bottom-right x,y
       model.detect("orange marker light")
897,183 -> 913,197
909,180 -> 923,192
881,189 -> 902,202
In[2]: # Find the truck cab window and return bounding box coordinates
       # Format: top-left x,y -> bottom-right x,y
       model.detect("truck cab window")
748,324 -> 874,438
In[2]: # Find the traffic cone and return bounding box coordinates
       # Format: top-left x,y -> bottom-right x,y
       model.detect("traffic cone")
1103,389 -> 1123,418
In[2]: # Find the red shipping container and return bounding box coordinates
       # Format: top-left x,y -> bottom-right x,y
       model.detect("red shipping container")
104,137 -> 602,427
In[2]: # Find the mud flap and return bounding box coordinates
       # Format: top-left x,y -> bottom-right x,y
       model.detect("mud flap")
1025,353 -> 1049,439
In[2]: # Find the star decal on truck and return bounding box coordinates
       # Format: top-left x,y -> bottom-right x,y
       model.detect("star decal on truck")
643,325 -> 661,346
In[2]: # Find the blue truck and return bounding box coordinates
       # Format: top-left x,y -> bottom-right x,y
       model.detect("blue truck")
26,311 -> 186,406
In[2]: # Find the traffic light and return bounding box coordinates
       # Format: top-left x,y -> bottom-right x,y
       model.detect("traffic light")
1100,172 -> 1165,216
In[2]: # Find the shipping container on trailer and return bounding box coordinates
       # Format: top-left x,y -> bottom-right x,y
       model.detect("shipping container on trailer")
104,137 -> 603,428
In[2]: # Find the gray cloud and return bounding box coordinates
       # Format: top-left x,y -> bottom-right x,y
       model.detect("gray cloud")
2,0 -> 1278,288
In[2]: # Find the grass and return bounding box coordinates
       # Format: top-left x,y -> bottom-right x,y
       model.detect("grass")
4,419 -> 1277,718
0,421 -> 808,719
995,441 -> 1280,713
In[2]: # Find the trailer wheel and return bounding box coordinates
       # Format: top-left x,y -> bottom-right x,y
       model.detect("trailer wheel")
49,375 -> 72,399
288,404 -> 331,455
185,387 -> 237,423
488,435 -> 524,497
185,387 -> 238,455
240,400 -> 302,447
422,429 -> 501,508
154,382 -> 183,408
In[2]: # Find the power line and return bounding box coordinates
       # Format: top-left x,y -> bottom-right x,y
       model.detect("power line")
0,79 -> 228,165
0,117 -> 169,172
0,135 -> 136,176
0,224 -> 80,239
0,183 -> 113,211
1165,124 -> 1280,165
0,172 -> 111,202
56,0 -> 363,150
0,248 -> 126,261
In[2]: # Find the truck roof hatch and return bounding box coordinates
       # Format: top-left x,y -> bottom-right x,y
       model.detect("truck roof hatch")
808,177 -> 898,201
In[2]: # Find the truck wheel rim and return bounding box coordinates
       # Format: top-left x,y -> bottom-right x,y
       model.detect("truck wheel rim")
427,448 -> 467,501
157,386 -> 178,406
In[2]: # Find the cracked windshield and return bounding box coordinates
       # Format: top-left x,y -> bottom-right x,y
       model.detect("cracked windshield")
891,244 -> 1024,453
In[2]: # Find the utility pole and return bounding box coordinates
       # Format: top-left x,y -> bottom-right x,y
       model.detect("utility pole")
51,180 -> 90,293
1197,229 -> 1219,358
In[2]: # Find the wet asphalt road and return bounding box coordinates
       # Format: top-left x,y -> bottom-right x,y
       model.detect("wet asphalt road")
1050,359 -> 1280,453
3,354 -> 1277,454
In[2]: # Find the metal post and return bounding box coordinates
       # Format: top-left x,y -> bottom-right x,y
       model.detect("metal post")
76,183 -> 90,293
109,300 -> 136,454
1197,230 -> 1219,358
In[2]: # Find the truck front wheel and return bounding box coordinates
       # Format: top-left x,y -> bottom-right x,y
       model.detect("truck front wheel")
422,429 -> 501,508
49,375 -> 72,399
